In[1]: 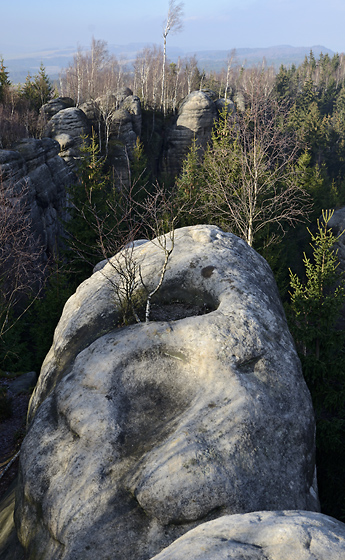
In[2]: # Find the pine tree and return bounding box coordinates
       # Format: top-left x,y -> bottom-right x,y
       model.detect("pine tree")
22,72 -> 36,105
288,210 -> 345,518
0,57 -> 11,102
130,137 -> 150,201
175,136 -> 205,226
33,62 -> 53,107
22,64 -> 53,111
65,132 -> 112,280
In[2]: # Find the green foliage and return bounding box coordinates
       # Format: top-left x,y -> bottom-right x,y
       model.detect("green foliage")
295,150 -> 338,219
175,136 -> 205,226
65,131 -> 113,280
21,63 -> 53,111
0,56 -> 11,102
289,211 -> 345,365
0,313 -> 33,373
130,137 -> 150,199
0,262 -> 75,374
288,210 -> 345,518
25,264 -> 76,371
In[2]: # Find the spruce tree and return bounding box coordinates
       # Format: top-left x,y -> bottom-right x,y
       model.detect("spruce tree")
22,64 -> 53,111
33,62 -> 53,107
175,136 -> 205,226
288,210 -> 345,519
0,57 -> 11,102
65,132 -> 111,280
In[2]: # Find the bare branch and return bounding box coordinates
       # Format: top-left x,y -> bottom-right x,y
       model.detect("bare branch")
0,174 -> 45,342
201,83 -> 311,246
163,0 -> 184,39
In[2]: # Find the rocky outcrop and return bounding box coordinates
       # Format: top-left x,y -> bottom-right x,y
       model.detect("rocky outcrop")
215,97 -> 236,114
83,89 -> 142,185
0,138 -> 73,257
162,91 -> 235,177
15,225 -> 319,560
42,90 -> 142,183
150,511 -> 345,559
40,97 -> 75,121
162,91 -> 216,177
44,106 -> 91,169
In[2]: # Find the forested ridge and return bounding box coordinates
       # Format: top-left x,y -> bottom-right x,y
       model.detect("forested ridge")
1,42 -> 345,520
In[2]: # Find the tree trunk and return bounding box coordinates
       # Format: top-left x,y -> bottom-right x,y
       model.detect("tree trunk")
161,35 -> 167,116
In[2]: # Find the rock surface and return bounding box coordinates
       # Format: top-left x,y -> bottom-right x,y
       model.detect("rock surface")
40,97 -> 75,121
162,91 -> 217,176
149,510 -> 345,560
88,90 -> 142,185
44,107 -> 91,169
15,225 -> 319,560
0,482 -> 25,560
0,138 -> 73,257
42,89 -> 142,182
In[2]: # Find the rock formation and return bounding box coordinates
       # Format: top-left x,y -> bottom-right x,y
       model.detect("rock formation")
161,91 -> 234,177
149,511 -> 345,559
162,91 -> 217,177
43,92 -> 142,183
40,97 -> 75,121
43,106 -> 92,169
83,89 -> 142,185
0,137 -> 73,257
15,225 -> 319,560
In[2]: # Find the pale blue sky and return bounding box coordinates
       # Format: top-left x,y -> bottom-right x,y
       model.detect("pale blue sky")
2,0 -> 344,56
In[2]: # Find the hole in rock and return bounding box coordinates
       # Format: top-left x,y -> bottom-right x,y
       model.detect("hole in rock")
148,285 -> 219,322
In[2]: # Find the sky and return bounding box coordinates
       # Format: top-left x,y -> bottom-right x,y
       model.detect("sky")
2,0 -> 345,57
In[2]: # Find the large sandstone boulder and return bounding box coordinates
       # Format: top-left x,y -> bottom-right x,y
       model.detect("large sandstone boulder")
150,511 -> 345,559
44,107 -> 91,169
15,225 -> 319,560
0,138 -> 73,257
162,91 -> 217,177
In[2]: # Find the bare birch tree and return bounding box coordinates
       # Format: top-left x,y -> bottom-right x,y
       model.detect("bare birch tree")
161,0 -> 184,115
0,176 -> 44,346
201,76 -> 311,247
59,38 -> 128,105
224,49 -> 236,100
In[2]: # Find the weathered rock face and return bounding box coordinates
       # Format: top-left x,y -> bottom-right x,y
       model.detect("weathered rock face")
44,106 -> 92,169
43,89 -> 142,182
40,97 -> 75,121
0,138 -> 73,257
149,511 -> 345,559
215,97 -> 236,114
86,90 -> 142,185
15,225 -> 319,560
162,91 -> 217,176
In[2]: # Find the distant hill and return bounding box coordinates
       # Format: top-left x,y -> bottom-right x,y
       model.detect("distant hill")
2,44 -> 337,84
193,45 -> 336,72
2,47 -> 77,84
